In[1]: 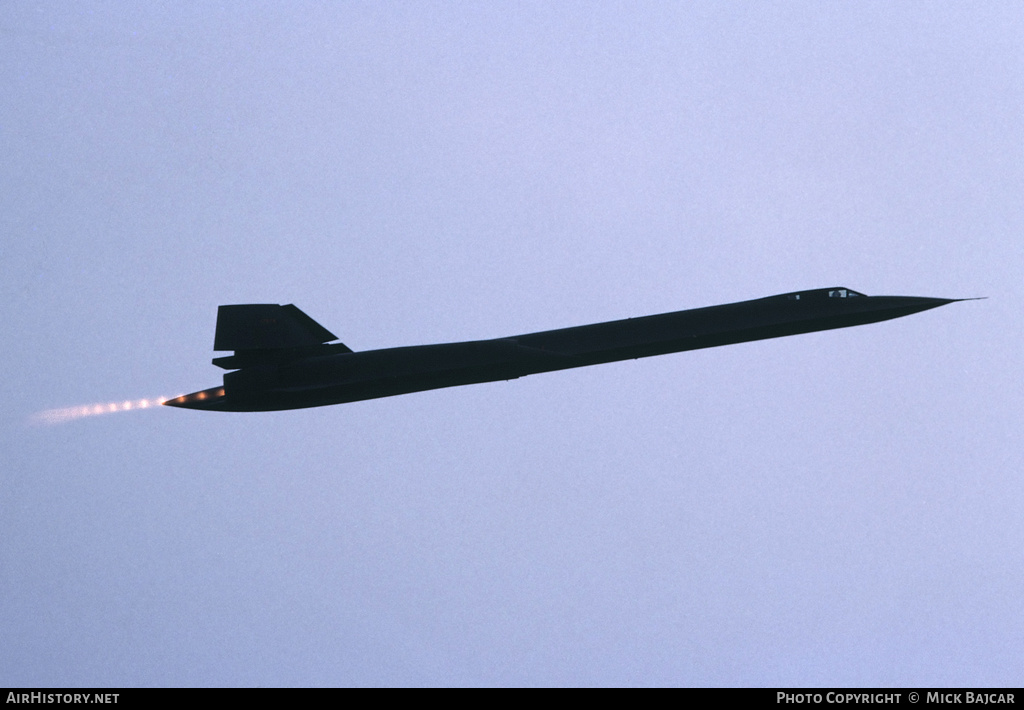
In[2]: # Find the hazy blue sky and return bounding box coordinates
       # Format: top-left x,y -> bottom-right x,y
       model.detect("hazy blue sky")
2,2 -> 1022,687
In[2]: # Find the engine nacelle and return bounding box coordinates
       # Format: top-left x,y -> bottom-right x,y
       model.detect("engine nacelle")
223,365 -> 280,395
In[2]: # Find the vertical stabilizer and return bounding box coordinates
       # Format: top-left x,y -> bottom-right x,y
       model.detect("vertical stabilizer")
213,304 -> 339,351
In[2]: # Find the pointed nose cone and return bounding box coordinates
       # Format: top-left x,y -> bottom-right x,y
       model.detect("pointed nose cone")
891,295 -> 973,314
924,295 -> 985,308
913,297 -> 958,313
919,296 -> 958,309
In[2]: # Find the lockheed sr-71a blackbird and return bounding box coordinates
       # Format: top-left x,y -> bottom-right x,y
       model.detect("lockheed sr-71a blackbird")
165,288 -> 964,412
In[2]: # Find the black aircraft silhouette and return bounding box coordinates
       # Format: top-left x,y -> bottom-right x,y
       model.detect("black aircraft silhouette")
165,287 -> 965,412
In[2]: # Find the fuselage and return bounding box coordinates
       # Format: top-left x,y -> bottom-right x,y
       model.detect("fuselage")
164,288 -> 958,412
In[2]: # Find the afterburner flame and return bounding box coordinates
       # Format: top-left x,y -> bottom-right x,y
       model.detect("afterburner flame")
30,396 -> 175,425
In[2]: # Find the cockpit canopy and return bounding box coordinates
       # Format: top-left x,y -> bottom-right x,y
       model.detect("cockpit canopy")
783,287 -> 866,301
